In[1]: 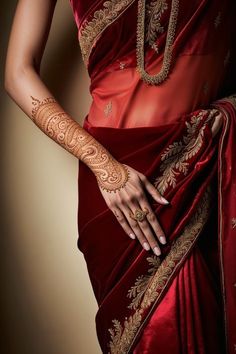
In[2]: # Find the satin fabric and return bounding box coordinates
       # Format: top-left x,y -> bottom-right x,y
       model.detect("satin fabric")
68,0 -> 236,353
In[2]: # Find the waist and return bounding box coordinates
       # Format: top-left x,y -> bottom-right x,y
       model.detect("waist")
87,54 -> 226,128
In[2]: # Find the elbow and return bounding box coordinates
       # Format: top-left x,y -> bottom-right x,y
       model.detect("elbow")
4,73 -> 15,96
4,63 -> 34,98
4,68 -> 12,94
4,66 -> 20,97
4,52 -> 40,96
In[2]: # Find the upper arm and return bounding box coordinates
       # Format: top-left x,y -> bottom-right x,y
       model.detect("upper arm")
6,0 -> 57,75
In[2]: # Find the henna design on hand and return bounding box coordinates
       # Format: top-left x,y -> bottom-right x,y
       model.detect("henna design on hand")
30,96 -> 129,192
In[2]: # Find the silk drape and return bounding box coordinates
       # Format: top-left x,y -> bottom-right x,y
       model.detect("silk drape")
68,1 -> 236,353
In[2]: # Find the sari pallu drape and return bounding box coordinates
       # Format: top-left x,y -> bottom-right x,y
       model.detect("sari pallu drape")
77,95 -> 236,354
68,0 -> 236,352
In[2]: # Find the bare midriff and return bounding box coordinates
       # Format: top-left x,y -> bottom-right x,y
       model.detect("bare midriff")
87,52 -> 226,128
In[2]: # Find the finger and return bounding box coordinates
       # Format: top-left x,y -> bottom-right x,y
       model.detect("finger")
112,208 -> 136,240
138,173 -> 169,205
136,213 -> 162,256
122,206 -> 151,252
126,202 -> 161,256
139,198 -> 166,247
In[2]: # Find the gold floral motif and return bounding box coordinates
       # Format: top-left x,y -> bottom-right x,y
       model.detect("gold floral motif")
127,256 -> 161,310
79,0 -> 136,65
108,311 -> 143,354
145,0 -> 168,53
104,101 -> 113,117
154,110 -> 217,194
108,188 -> 211,353
136,0 -> 180,85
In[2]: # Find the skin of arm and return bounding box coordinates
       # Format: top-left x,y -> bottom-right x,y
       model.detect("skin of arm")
4,0 -> 169,256
5,0 -> 222,255
4,0 -> 129,193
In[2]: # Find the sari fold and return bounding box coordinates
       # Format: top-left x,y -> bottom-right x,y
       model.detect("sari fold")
68,0 -> 236,353
78,99 -> 236,353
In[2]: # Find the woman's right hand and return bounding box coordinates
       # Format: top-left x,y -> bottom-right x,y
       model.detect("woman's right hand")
98,163 -> 169,256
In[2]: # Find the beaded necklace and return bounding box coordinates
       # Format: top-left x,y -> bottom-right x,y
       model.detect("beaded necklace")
136,0 -> 180,85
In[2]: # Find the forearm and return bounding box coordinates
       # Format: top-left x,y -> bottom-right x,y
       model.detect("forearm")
5,68 -> 129,192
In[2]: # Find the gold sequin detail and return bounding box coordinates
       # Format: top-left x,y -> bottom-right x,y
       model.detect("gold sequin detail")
108,188 -> 211,353
79,0 -> 136,65
119,61 -> 126,69
136,0 -> 179,85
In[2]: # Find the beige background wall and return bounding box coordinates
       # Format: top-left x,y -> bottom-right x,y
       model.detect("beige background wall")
1,1 -> 101,353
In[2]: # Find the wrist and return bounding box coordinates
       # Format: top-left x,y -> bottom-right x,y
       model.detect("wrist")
90,156 -> 130,193
95,159 -> 129,192
76,132 -> 130,192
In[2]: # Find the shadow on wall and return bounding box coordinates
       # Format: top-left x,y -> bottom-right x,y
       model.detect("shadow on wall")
0,1 -> 101,354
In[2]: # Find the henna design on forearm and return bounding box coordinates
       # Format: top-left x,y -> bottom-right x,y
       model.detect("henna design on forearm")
31,96 -> 129,192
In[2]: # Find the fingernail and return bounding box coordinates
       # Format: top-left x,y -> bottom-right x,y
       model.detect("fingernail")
143,242 -> 150,251
160,236 -> 167,245
154,246 -> 161,256
161,197 -> 169,204
129,233 -> 136,239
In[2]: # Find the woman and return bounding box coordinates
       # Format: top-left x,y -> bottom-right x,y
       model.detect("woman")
4,0 -> 236,353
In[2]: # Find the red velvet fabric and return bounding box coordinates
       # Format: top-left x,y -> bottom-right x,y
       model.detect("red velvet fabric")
79,104 -> 236,354
68,0 -> 236,353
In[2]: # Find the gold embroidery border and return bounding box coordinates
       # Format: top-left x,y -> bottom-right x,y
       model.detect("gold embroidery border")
79,0 -> 136,65
108,188 -> 211,353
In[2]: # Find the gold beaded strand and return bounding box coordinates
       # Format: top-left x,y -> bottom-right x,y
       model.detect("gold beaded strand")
136,0 -> 180,85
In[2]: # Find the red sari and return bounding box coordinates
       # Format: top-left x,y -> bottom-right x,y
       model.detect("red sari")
69,1 -> 236,353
